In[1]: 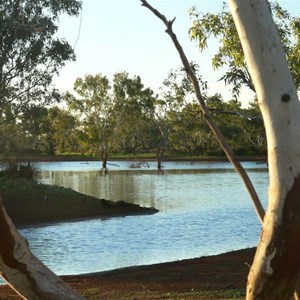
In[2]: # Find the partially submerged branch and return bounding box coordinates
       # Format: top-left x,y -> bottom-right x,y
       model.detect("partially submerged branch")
141,0 -> 265,223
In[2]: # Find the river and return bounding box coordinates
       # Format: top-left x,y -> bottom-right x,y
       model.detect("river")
17,160 -> 268,276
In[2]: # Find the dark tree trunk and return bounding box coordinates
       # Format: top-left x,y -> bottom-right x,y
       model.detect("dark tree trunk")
101,152 -> 108,169
156,148 -> 164,169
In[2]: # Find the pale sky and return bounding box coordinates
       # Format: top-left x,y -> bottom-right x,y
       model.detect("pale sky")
53,0 -> 300,107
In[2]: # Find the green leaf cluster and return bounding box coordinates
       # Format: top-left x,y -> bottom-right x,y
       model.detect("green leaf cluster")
0,0 -> 81,117
189,1 -> 300,97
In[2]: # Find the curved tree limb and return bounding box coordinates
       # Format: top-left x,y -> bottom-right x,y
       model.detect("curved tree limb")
140,0 -> 265,223
0,196 -> 85,300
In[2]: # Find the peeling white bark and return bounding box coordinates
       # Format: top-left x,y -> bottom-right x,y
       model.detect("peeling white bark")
229,0 -> 300,299
0,197 -> 85,300
229,0 -> 300,197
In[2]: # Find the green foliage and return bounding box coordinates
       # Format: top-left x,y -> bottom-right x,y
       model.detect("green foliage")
67,72 -> 155,162
0,2 -> 271,159
168,93 -> 266,157
0,0 -> 81,156
0,122 -> 26,153
17,105 -> 77,154
169,102 -> 210,156
43,107 -> 78,154
0,0 -> 81,119
8,67 -> 266,158
189,2 -> 300,96
0,162 -> 34,180
67,73 -> 113,158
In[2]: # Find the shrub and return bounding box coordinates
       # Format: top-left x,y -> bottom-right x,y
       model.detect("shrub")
0,162 -> 35,180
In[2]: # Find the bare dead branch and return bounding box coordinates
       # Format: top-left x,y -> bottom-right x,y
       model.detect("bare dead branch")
141,0 -> 265,223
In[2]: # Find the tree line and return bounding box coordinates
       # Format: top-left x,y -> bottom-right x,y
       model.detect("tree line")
3,68 -> 266,166
3,1 -> 300,168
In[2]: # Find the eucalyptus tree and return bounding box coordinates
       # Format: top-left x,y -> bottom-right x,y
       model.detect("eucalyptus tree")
148,97 -> 172,168
206,95 -> 265,155
206,96 -> 242,152
142,0 -> 300,298
0,0 -> 82,158
189,1 -> 300,97
0,1 -> 87,298
112,71 -> 154,155
169,95 -> 264,156
148,0 -> 300,297
0,120 -> 25,153
0,195 -> 85,300
229,0 -> 300,298
169,101 -> 211,156
40,106 -> 78,154
1,105 -> 78,154
147,65 -> 204,168
20,104 -> 48,151
1,1 -> 295,299
67,73 -> 114,169
67,72 -> 154,168
0,0 -> 81,119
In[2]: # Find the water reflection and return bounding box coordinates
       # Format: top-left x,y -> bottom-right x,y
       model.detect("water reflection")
37,166 -> 268,213
20,208 -> 262,276
17,161 -> 270,276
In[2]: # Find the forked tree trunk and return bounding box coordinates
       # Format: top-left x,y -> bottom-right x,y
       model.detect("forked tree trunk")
0,197 -> 85,300
229,1 -> 300,299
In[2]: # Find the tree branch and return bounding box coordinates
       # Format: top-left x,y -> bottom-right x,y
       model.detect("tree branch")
0,196 -> 85,300
141,0 -> 265,223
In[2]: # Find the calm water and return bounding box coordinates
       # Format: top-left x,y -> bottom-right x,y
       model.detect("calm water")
17,161 -> 268,276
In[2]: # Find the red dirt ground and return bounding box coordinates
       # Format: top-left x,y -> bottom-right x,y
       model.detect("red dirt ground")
0,247 -> 255,299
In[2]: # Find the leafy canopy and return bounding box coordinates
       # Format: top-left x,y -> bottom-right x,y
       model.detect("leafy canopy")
67,72 -> 155,157
189,1 -> 300,97
0,0 -> 81,115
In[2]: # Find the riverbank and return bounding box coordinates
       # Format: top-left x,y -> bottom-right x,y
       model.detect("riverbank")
0,177 -> 158,226
0,247 -> 255,299
0,152 -> 267,163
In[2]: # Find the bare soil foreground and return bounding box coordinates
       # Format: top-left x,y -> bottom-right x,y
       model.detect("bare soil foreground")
0,247 -> 255,300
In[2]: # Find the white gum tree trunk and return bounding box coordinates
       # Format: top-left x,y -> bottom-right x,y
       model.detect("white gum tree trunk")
229,0 -> 300,299
0,197 -> 85,300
